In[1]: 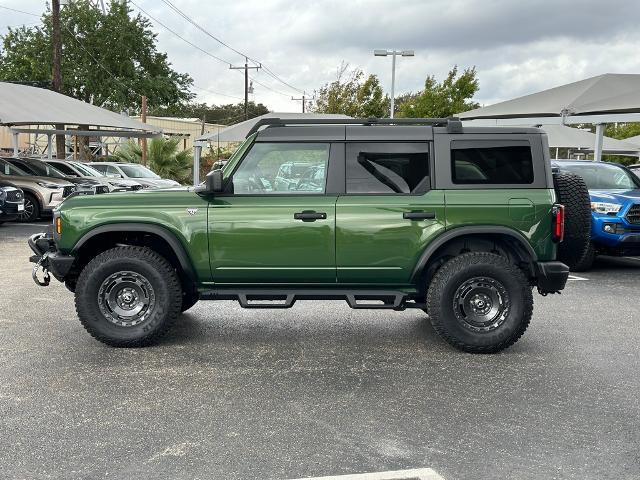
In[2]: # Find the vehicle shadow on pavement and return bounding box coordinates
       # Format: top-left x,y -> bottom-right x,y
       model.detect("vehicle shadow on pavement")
164,306 -> 448,352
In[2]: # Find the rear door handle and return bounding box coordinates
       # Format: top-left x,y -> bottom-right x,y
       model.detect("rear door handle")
403,211 -> 436,220
294,210 -> 327,222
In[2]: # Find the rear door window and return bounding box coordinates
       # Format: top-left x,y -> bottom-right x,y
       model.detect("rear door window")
345,142 -> 429,194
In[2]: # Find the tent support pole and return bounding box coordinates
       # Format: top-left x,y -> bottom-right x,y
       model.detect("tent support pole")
594,123 -> 604,162
47,134 -> 53,160
12,132 -> 19,156
193,141 -> 205,186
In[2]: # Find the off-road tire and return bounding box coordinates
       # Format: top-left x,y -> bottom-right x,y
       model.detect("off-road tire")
18,193 -> 40,222
75,246 -> 182,347
181,289 -> 199,313
426,252 -> 533,354
552,172 -> 591,270
571,242 -> 596,272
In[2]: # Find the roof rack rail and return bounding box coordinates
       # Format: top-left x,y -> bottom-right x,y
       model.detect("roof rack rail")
245,117 -> 463,137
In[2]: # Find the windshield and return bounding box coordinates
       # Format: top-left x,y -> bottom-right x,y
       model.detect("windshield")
0,159 -> 30,176
119,164 -> 160,179
71,162 -> 103,177
558,163 -> 640,190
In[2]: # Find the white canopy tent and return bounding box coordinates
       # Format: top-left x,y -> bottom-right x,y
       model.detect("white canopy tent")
0,82 -> 161,158
192,112 -> 351,184
463,121 -> 640,157
459,74 -> 640,161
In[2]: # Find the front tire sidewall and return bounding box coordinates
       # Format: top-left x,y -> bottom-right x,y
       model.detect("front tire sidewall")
75,249 -> 181,346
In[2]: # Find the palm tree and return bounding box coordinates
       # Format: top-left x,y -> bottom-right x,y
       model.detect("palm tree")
113,137 -> 192,184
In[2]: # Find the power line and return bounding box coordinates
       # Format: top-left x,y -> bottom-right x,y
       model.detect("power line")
192,84 -> 244,102
128,0 -> 233,66
0,4 -> 39,16
157,0 -> 305,95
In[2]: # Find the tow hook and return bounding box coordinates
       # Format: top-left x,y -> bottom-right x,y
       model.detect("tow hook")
32,252 -> 51,287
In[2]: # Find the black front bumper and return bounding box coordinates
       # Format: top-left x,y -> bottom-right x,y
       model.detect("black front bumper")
535,261 -> 570,294
28,232 -> 75,283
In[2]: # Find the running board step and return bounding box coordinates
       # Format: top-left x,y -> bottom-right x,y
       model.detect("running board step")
200,289 -> 418,310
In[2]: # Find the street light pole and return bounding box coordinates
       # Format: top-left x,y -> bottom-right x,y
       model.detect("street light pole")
374,49 -> 414,119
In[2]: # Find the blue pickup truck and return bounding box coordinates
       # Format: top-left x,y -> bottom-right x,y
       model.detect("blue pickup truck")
552,161 -> 640,271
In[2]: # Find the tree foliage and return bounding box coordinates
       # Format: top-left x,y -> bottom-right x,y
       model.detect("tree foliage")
397,66 -> 480,118
311,63 -> 389,118
113,137 -> 192,184
150,101 -> 270,125
0,1 -> 193,112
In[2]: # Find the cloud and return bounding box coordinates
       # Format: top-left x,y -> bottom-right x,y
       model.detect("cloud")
2,0 -> 640,114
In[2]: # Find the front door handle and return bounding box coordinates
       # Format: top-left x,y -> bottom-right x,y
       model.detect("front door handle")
294,210 -> 327,222
403,211 -> 436,220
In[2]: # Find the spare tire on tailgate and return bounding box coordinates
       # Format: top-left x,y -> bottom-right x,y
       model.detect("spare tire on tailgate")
552,172 -> 591,270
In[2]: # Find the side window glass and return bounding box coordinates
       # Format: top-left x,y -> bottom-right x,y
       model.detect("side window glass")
52,163 -> 76,175
346,143 -> 429,194
451,143 -> 534,185
107,166 -> 121,176
232,143 -> 329,194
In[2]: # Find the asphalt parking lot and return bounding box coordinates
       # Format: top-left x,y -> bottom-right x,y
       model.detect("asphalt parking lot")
1,221 -> 639,480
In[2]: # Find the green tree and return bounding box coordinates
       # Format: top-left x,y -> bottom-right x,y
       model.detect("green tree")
150,101 -> 270,125
397,66 -> 480,118
113,137 -> 192,184
0,1 -> 193,112
311,63 -> 389,117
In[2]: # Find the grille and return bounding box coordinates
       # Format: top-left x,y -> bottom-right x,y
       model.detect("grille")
6,189 -> 23,202
63,185 -> 76,198
627,204 -> 640,225
131,184 -> 143,191
96,185 -> 109,194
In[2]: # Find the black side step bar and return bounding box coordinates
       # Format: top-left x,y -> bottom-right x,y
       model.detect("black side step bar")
200,289 -> 425,311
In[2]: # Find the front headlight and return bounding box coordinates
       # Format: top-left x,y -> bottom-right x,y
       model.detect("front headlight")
591,202 -> 622,214
0,188 -> 6,200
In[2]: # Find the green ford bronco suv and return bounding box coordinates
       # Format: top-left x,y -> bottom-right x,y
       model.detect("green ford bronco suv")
29,118 -> 585,353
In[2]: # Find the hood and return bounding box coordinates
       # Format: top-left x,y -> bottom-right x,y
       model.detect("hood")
69,177 -> 104,186
133,178 -> 181,188
590,189 -> 640,204
106,177 -> 141,187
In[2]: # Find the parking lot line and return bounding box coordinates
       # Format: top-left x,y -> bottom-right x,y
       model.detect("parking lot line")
288,467 -> 446,480
568,275 -> 589,281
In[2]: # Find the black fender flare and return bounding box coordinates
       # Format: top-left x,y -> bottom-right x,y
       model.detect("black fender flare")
410,226 -> 539,282
72,223 -> 197,282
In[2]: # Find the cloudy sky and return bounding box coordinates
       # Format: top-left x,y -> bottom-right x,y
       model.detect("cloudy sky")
2,0 -> 640,112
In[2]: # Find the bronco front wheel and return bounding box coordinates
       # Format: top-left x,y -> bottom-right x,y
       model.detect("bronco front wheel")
426,252 -> 533,353
75,246 -> 182,347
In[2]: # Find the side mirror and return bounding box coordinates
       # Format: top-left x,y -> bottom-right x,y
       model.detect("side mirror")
206,169 -> 224,193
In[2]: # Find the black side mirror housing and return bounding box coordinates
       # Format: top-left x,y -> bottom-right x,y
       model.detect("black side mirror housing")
205,169 -> 224,193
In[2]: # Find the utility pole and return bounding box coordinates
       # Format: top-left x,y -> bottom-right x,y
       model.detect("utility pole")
51,0 -> 65,159
140,95 -> 148,166
292,92 -> 308,113
230,58 -> 261,120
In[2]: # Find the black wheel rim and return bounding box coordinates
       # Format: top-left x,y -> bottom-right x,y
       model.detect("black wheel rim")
453,276 -> 510,332
18,198 -> 35,221
98,271 -> 156,327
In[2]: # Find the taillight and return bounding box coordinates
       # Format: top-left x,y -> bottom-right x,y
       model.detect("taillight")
552,204 -> 565,243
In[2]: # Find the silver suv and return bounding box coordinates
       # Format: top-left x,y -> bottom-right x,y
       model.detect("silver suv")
91,162 -> 180,189
44,160 -> 142,192
0,158 -> 75,221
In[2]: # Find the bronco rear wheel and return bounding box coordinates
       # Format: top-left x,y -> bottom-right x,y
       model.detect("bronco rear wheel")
75,246 -> 182,347
426,252 -> 533,353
